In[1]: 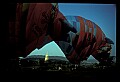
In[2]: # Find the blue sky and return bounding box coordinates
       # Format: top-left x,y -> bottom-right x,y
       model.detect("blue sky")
28,3 -> 116,59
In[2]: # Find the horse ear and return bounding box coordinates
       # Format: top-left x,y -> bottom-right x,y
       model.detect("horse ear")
105,37 -> 114,44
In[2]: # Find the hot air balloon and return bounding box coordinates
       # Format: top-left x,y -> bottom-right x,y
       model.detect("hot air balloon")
25,3 -> 77,56
7,3 -> 76,59
56,16 -> 114,64
8,3 -> 114,65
